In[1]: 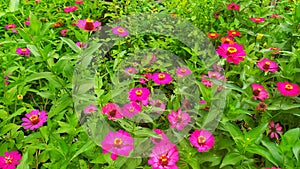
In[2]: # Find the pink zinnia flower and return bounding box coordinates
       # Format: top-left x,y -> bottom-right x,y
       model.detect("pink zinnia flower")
266,167 -> 281,169
16,48 -> 31,57
0,151 -> 22,169
61,29 -> 68,36
150,129 -> 169,145
150,100 -> 166,114
208,71 -> 224,80
216,43 -> 246,64
4,24 -> 16,30
122,102 -> 141,118
21,110 -> 48,130
175,67 -> 192,77
64,6 -> 78,13
128,87 -> 150,106
250,17 -> 265,23
268,121 -> 283,139
76,42 -> 87,48
276,81 -> 300,97
227,2 -> 240,10
207,32 -> 219,39
202,74 -> 213,87
112,26 -> 129,37
228,30 -> 241,37
152,72 -> 172,85
77,18 -> 101,32
101,130 -> 134,160
148,141 -> 179,169
75,0 -> 83,5
199,100 -> 206,104
257,58 -> 278,72
270,47 -> 280,54
189,129 -> 215,152
251,84 -> 269,101
272,14 -> 280,18
167,108 -> 191,130
124,67 -> 137,75
101,103 -> 123,120
84,104 -> 97,114
24,17 -> 30,25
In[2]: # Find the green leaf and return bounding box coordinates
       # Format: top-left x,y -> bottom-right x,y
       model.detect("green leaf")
8,0 -> 19,12
245,123 -> 268,143
0,123 -> 21,137
246,144 -> 278,166
220,151 -> 243,168
16,150 -> 29,169
122,158 -> 142,169
293,140 -> 300,161
69,140 -> 95,161
223,122 -> 243,146
60,37 -> 81,53
261,140 -> 283,164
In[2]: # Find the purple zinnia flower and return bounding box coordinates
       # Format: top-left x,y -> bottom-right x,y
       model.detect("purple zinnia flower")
21,110 -> 48,130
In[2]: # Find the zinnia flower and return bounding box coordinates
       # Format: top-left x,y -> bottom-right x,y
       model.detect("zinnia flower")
128,87 -> 150,106
101,130 -> 134,160
276,81 -> 300,97
250,17 -> 265,23
4,24 -> 16,30
266,167 -> 281,169
152,72 -> 172,85
64,6 -> 78,13
150,100 -> 166,114
77,18 -> 101,32
76,42 -> 87,48
150,129 -> 169,145
24,17 -> 30,25
251,84 -> 269,101
0,151 -> 22,169
256,102 -> 267,112
148,141 -> 179,169
228,30 -> 241,37
268,121 -> 282,139
272,14 -> 280,18
216,43 -> 246,64
124,67 -> 137,76
257,58 -> 278,72
221,36 -> 235,44
16,48 -> 31,57
175,67 -> 192,77
202,74 -> 213,87
75,0 -> 83,5
207,32 -> 219,39
270,47 -> 280,54
167,108 -> 191,130
144,54 -> 157,64
189,129 -> 215,152
112,26 -> 129,37
21,110 -> 48,130
84,104 -> 97,114
61,29 -> 68,36
101,103 -> 123,120
227,2 -> 240,10
122,102 -> 141,118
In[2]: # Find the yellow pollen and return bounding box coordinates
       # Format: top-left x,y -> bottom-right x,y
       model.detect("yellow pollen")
160,154 -> 168,162
5,157 -> 12,164
129,107 -> 134,112
117,28 -> 125,33
285,84 -> 293,91
21,48 -> 27,52
114,138 -> 123,146
255,18 -> 261,22
135,90 -> 143,96
198,136 -> 206,144
158,74 -> 165,80
232,31 -> 236,35
210,33 -> 216,37
227,47 -> 237,54
29,115 -> 39,124
212,73 -> 216,77
180,68 -> 186,73
257,88 -> 262,91
86,18 -> 94,23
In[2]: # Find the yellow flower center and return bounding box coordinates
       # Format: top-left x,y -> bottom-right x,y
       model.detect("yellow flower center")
232,31 -> 236,35
210,33 -> 216,37
255,18 -> 261,22
159,154 -> 168,165
5,157 -> 12,164
114,138 -> 123,146
180,68 -> 186,73
265,61 -> 270,65
227,47 -> 237,54
135,89 -> 143,96
21,48 -> 27,52
158,73 -> 165,80
86,18 -> 94,23
285,84 -> 293,91
129,107 -> 134,112
29,115 -> 40,125
117,28 -> 125,33
197,136 -> 206,144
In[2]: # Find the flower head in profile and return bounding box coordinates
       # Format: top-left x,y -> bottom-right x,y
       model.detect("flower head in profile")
202,74 -> 213,87
228,30 -> 241,37
250,17 -> 265,23
84,104 -> 97,114
16,48 -> 31,57
167,108 -> 191,130
101,130 -> 134,160
276,81 -> 300,97
75,0 -> 83,4
207,32 -> 219,39
112,26 -> 129,37
64,6 -> 78,13
150,100 -> 166,114
122,102 -> 141,118
124,67 -> 137,76
268,121 -> 282,139
77,18 -> 101,32
21,110 -> 48,130
272,14 -> 280,18
128,87 -> 150,106
152,72 -> 172,85
257,58 -> 278,73
251,84 -> 269,101
76,42 -> 87,49
221,36 -> 235,44
101,103 -> 123,120
148,141 -> 179,169
216,43 -> 246,64
175,67 -> 192,78
189,129 -> 215,152
4,24 -> 18,33
266,167 -> 281,169
0,151 -> 22,169
227,2 -> 240,10
270,47 -> 280,54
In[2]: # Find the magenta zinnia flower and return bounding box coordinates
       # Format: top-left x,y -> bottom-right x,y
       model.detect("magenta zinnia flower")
122,102 -> 141,118
76,42 -> 87,48
61,29 -> 68,36
227,2 -> 240,11
84,104 -> 97,114
150,100 -> 166,114
175,67 -> 192,78
112,26 -> 129,37
64,6 -> 78,13
101,130 -> 134,160
202,74 -> 213,87
250,17 -> 265,23
124,67 -> 137,75
266,167 -> 281,169
216,43 -> 246,64
148,141 -> 179,169
101,103 -> 123,120
251,84 -> 269,101
150,129 -> 169,145
167,108 -> 191,130
75,0 -> 83,4
128,87 -> 150,105
21,110 -> 48,130
189,129 -> 215,152
0,151 -> 22,169
276,81 -> 300,97
77,18 -> 101,32
152,72 -> 173,85
268,121 -> 283,139
257,58 -> 278,72
16,48 -> 31,57
4,24 -> 16,30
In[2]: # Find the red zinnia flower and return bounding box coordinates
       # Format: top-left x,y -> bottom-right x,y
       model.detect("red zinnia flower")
207,32 -> 219,39
276,81 -> 300,97
101,103 -> 123,120
250,17 -> 265,23
228,30 -> 241,37
227,2 -> 240,11
64,6 -> 78,13
270,47 -> 280,54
